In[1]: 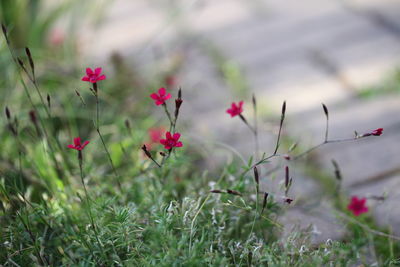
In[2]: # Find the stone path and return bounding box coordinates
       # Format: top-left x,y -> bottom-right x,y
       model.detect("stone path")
81,0 -> 400,243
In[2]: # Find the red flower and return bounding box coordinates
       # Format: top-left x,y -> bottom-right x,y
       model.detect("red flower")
160,132 -> 183,150
226,101 -> 244,117
144,127 -> 166,150
67,137 -> 90,151
150,87 -> 171,106
149,127 -> 165,143
371,128 -> 383,136
81,67 -> 106,83
347,196 -> 368,216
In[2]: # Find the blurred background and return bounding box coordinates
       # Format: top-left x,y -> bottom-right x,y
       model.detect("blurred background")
1,0 -> 400,243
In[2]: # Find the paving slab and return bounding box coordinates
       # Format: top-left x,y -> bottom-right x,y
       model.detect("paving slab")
279,201 -> 346,245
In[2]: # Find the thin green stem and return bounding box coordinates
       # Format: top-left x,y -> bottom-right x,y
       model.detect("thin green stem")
94,91 -> 122,192
78,152 -> 105,256
238,177 -> 259,266
4,35 -> 73,175
189,174 -> 225,252
163,103 -> 174,132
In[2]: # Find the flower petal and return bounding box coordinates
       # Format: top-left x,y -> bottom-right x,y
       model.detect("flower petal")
150,93 -> 159,100
164,93 -> 171,100
158,87 -> 166,96
82,76 -> 90,81
160,139 -> 167,145
97,75 -> 106,81
86,68 -> 93,75
67,144 -> 76,149
74,137 -> 81,146
166,132 -> 172,139
173,132 -> 181,140
175,141 -> 183,147
82,140 -> 90,148
95,67 -> 102,75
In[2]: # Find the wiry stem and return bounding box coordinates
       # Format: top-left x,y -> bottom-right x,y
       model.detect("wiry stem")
78,151 -> 105,257
252,94 -> 260,160
239,114 -> 256,134
246,131 -> 374,178
273,101 -> 286,155
163,103 -> 175,133
2,26 -> 73,176
189,174 -> 225,252
94,89 -> 122,191
238,171 -> 259,266
262,137 -> 367,177
322,103 -> 329,143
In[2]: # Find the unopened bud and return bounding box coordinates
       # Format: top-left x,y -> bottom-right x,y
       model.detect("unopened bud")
285,198 -> 293,204
281,100 -> 286,122
46,94 -> 51,109
322,103 -> 329,119
29,110 -> 37,124
124,119 -> 131,130
253,166 -> 259,186
261,192 -> 269,213
227,189 -> 242,196
25,47 -> 35,79
5,107 -> 11,120
141,145 -> 152,159
210,190 -> 222,194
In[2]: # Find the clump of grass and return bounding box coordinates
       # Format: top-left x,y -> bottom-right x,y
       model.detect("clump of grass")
0,20 -> 399,267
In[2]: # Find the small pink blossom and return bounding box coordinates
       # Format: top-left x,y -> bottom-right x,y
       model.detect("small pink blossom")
347,196 -> 368,216
160,132 -> 183,150
149,127 -> 165,143
150,88 -> 171,106
362,128 -> 383,137
81,68 -> 106,83
145,127 -> 166,150
67,137 -> 90,151
371,128 -> 383,136
226,101 -> 244,117
48,28 -> 64,46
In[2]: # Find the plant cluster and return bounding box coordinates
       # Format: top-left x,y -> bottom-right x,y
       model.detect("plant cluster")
0,21 -> 399,267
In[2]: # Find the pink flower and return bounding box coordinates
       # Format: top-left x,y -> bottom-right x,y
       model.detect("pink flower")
144,127 -> 166,150
48,28 -> 64,46
371,128 -> 383,136
149,127 -> 165,143
226,101 -> 244,117
160,132 -> 183,150
150,87 -> 171,106
67,137 -> 90,151
347,196 -> 368,216
81,67 -> 106,83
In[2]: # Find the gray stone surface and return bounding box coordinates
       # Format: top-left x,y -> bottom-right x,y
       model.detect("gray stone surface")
279,203 -> 346,245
